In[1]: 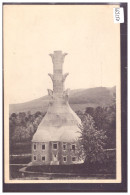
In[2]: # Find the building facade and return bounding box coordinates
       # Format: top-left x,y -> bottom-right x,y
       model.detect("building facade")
32,51 -> 81,165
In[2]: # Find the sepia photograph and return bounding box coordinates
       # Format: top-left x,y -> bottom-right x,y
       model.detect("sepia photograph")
3,2 -> 127,192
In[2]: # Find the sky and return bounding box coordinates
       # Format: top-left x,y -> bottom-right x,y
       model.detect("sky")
3,4 -> 120,104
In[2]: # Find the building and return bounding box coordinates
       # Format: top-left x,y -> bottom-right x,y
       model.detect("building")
31,51 -> 81,165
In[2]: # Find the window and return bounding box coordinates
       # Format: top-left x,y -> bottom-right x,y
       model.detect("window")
53,143 -> 58,149
72,157 -> 76,162
34,144 -> 36,150
42,144 -> 45,150
42,156 -> 45,161
63,144 -> 67,150
72,144 -> 76,150
34,156 -> 36,161
63,156 -> 67,162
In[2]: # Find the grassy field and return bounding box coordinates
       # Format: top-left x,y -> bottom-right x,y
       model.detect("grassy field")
10,155 -> 116,180
10,163 -> 116,180
26,161 -> 116,174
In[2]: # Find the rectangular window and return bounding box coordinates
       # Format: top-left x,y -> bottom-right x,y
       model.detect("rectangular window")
42,156 -> 45,161
53,143 -> 58,150
34,144 -> 36,150
42,144 -> 45,150
34,156 -> 36,161
72,144 -> 76,150
63,156 -> 67,162
63,144 -> 67,150
72,157 -> 76,162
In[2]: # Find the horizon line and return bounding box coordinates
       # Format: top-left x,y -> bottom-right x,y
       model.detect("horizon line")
9,85 -> 116,105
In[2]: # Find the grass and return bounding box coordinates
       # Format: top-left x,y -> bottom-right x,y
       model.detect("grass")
9,159 -> 116,180
26,161 -> 116,175
10,164 -> 116,180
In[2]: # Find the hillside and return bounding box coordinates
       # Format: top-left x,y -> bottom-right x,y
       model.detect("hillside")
9,86 -> 116,114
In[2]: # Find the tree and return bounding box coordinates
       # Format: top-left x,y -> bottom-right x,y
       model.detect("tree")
85,107 -> 95,117
9,111 -> 45,143
33,115 -> 43,132
79,114 -> 107,164
85,104 -> 116,149
12,126 -> 31,142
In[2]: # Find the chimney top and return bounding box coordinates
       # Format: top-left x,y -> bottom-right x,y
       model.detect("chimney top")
49,51 -> 68,66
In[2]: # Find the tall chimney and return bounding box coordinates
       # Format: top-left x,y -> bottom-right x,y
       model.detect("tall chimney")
31,51 -> 81,166
49,51 -> 68,97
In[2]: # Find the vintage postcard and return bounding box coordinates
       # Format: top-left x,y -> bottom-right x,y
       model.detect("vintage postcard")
3,3 -> 127,192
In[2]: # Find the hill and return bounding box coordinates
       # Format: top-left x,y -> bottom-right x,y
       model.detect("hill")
9,86 -> 116,114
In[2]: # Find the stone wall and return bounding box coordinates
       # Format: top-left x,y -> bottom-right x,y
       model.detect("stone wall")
32,141 -> 79,165
32,142 -> 50,165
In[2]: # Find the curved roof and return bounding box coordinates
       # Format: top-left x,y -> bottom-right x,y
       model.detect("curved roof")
32,125 -> 80,142
32,100 -> 81,142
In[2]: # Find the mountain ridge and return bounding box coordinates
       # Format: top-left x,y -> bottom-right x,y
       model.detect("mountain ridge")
9,86 -> 116,114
